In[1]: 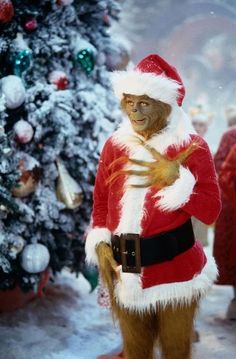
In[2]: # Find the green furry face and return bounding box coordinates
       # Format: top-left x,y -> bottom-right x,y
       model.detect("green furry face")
121,94 -> 172,137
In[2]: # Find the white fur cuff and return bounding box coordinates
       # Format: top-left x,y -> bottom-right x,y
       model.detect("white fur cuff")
156,166 -> 196,211
85,227 -> 111,265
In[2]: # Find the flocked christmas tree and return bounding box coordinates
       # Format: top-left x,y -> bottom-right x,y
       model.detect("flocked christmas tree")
0,0 -> 129,293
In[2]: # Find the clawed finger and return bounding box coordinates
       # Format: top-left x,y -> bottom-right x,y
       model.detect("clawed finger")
130,182 -> 150,188
129,158 -> 155,168
124,169 -> 150,176
141,143 -> 164,161
110,259 -> 121,281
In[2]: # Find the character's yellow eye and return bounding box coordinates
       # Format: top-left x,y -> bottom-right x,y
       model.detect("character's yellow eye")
140,102 -> 149,106
126,100 -> 134,106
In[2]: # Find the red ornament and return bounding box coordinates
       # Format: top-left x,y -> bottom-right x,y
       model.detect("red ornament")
48,70 -> 69,90
14,120 -> 34,144
103,13 -> 110,26
57,0 -> 74,5
0,0 -> 14,24
24,18 -> 38,31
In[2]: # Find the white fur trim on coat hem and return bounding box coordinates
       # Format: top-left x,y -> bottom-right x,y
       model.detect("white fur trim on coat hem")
114,251 -> 218,313
85,227 -> 111,265
155,165 -> 196,211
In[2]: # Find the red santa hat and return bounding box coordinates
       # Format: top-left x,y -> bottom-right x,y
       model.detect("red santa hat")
111,54 -> 185,106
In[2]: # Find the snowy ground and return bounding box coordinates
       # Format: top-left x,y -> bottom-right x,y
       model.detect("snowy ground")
0,236 -> 236,359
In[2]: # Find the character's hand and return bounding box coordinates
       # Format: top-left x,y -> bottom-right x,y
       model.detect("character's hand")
96,242 -> 120,295
126,140 -> 198,189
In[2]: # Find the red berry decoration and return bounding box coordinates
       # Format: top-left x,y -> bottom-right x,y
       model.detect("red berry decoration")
103,13 -> 110,26
0,0 -> 14,24
48,70 -> 69,90
57,0 -> 74,5
24,18 -> 38,31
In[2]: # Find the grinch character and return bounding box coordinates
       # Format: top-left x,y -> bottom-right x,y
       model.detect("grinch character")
85,54 -> 221,359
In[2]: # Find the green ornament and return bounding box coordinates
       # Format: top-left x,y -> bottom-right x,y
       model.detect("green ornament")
81,264 -> 98,292
12,49 -> 32,77
76,49 -> 94,75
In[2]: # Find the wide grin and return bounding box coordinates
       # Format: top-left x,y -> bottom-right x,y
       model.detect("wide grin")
133,118 -> 146,125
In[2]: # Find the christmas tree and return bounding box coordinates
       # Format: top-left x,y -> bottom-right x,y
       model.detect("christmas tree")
0,0 -> 128,294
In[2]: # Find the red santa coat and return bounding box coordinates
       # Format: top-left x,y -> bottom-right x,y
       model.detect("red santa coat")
219,142 -> 236,203
213,126 -> 236,285
86,106 -> 221,311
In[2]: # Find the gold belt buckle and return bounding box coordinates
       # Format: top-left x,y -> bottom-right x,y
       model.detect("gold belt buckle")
120,233 -> 141,273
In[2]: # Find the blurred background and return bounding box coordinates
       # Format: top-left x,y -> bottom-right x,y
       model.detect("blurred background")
112,0 -> 236,152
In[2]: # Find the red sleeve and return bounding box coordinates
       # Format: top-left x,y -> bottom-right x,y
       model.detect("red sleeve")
91,137 -> 113,228
182,136 -> 221,224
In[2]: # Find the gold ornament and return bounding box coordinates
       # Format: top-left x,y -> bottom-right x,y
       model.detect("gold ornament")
9,236 -> 25,258
12,153 -> 41,198
56,159 -> 82,209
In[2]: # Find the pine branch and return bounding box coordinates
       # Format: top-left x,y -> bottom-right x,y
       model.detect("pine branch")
0,186 -> 20,213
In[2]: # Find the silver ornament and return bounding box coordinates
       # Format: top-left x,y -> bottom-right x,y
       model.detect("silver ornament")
21,243 -> 50,273
1,75 -> 26,109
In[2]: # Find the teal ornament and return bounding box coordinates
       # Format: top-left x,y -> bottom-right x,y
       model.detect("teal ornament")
76,49 -> 94,75
12,49 -> 32,77
81,264 -> 99,292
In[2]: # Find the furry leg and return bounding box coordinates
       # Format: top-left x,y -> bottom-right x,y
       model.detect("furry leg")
114,303 -> 158,359
158,300 -> 199,359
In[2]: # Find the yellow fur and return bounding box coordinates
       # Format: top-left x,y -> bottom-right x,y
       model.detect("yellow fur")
113,301 -> 198,359
96,242 -> 119,301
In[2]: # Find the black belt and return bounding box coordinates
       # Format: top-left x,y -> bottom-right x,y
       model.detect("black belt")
111,219 -> 195,273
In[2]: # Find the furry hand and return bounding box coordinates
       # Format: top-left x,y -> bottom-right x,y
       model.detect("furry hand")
96,242 -> 120,295
126,140 -> 197,189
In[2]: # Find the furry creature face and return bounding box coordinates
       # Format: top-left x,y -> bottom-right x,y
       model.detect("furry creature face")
121,94 -> 172,139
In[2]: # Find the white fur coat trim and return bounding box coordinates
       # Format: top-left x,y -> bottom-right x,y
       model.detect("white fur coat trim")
85,227 -> 111,265
114,251 -> 218,312
112,106 -> 194,155
111,70 -> 180,106
155,165 -> 196,211
115,144 -> 150,234
112,106 -> 196,213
